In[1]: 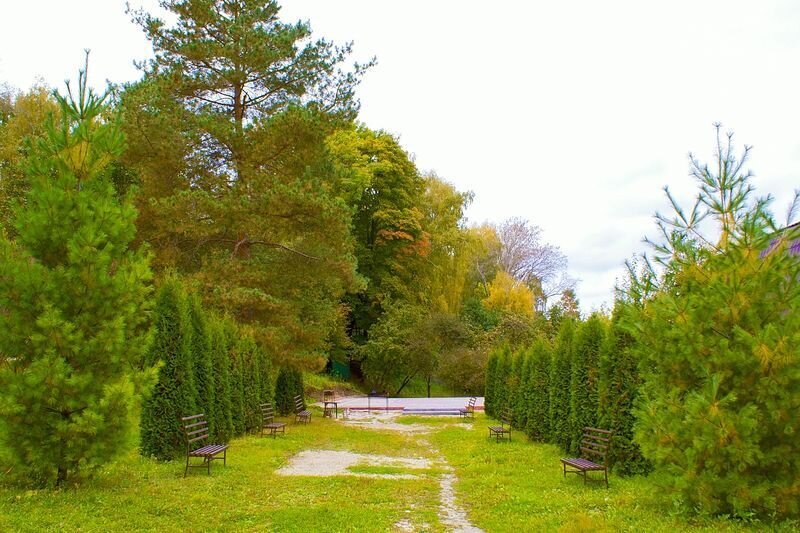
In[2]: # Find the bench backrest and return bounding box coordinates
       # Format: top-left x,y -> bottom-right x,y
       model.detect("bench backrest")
182,413 -> 209,452
261,403 -> 276,425
467,397 -> 477,409
580,427 -> 613,465
323,389 -> 335,402
294,395 -> 305,412
501,408 -> 513,426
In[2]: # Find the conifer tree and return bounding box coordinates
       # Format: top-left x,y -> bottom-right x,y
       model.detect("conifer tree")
228,324 -> 247,436
598,303 -> 650,475
514,348 -> 533,430
188,293 -> 215,438
484,350 -> 499,417
625,126 -> 800,518
257,344 -> 274,406
274,366 -> 296,416
140,278 -> 197,460
568,314 -> 606,454
291,367 -> 305,405
208,316 -> 234,442
549,319 -> 575,451
493,345 -> 513,417
526,339 -> 552,441
0,65 -> 154,485
507,349 -> 525,426
238,335 -> 263,432
125,0 -> 372,359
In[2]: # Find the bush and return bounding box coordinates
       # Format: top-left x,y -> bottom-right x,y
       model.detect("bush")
598,304 -> 650,475
275,366 -> 298,416
549,319 -> 575,451
484,349 -> 499,417
208,316 -> 234,443
188,293 -> 214,439
525,339 -> 552,441
140,278 -> 197,461
568,314 -> 606,455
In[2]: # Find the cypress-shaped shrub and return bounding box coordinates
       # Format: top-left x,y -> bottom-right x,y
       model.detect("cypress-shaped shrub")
493,345 -> 513,417
526,339 -> 552,441
598,303 -> 650,476
549,319 -> 575,451
291,367 -> 305,405
484,349 -> 499,417
568,314 -> 606,455
514,348 -> 533,430
208,316 -> 234,443
257,344 -> 273,406
227,322 -> 246,436
238,335 -> 263,432
140,278 -> 198,460
275,366 -> 297,416
187,293 -> 214,438
507,349 -> 525,426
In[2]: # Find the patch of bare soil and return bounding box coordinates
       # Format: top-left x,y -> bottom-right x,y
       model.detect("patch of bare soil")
438,469 -> 484,532
276,449 -> 431,479
341,410 -> 433,434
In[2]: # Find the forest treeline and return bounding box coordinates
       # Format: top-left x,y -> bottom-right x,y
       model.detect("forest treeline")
0,0 -> 575,485
0,1 -> 574,397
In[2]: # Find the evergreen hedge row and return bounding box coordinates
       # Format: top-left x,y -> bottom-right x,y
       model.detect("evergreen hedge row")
484,312 -> 648,476
140,279 -> 275,461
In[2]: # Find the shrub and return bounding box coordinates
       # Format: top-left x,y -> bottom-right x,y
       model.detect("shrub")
275,366 -> 297,416
208,316 -> 234,443
525,339 -> 552,441
598,304 -> 650,475
140,278 -> 197,461
568,314 -> 606,454
187,293 -> 214,439
549,319 -> 575,451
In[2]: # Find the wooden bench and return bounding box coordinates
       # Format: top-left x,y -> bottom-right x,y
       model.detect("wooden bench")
560,427 -> 613,488
294,394 -> 311,424
182,413 -> 228,477
322,389 -> 339,419
260,403 -> 286,438
459,396 -> 477,420
488,408 -> 512,442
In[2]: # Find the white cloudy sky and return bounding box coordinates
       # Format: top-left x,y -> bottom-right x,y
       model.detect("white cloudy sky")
2,0 -> 798,311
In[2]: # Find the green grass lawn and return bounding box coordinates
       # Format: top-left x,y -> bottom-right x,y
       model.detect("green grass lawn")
0,411 -> 796,532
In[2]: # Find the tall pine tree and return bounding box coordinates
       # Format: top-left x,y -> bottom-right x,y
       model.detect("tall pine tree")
0,64 -> 155,485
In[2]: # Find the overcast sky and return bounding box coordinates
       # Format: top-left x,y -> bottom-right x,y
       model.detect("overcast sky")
2,0 -> 798,311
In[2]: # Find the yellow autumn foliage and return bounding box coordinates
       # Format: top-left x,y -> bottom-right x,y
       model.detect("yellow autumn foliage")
483,271 -> 535,317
